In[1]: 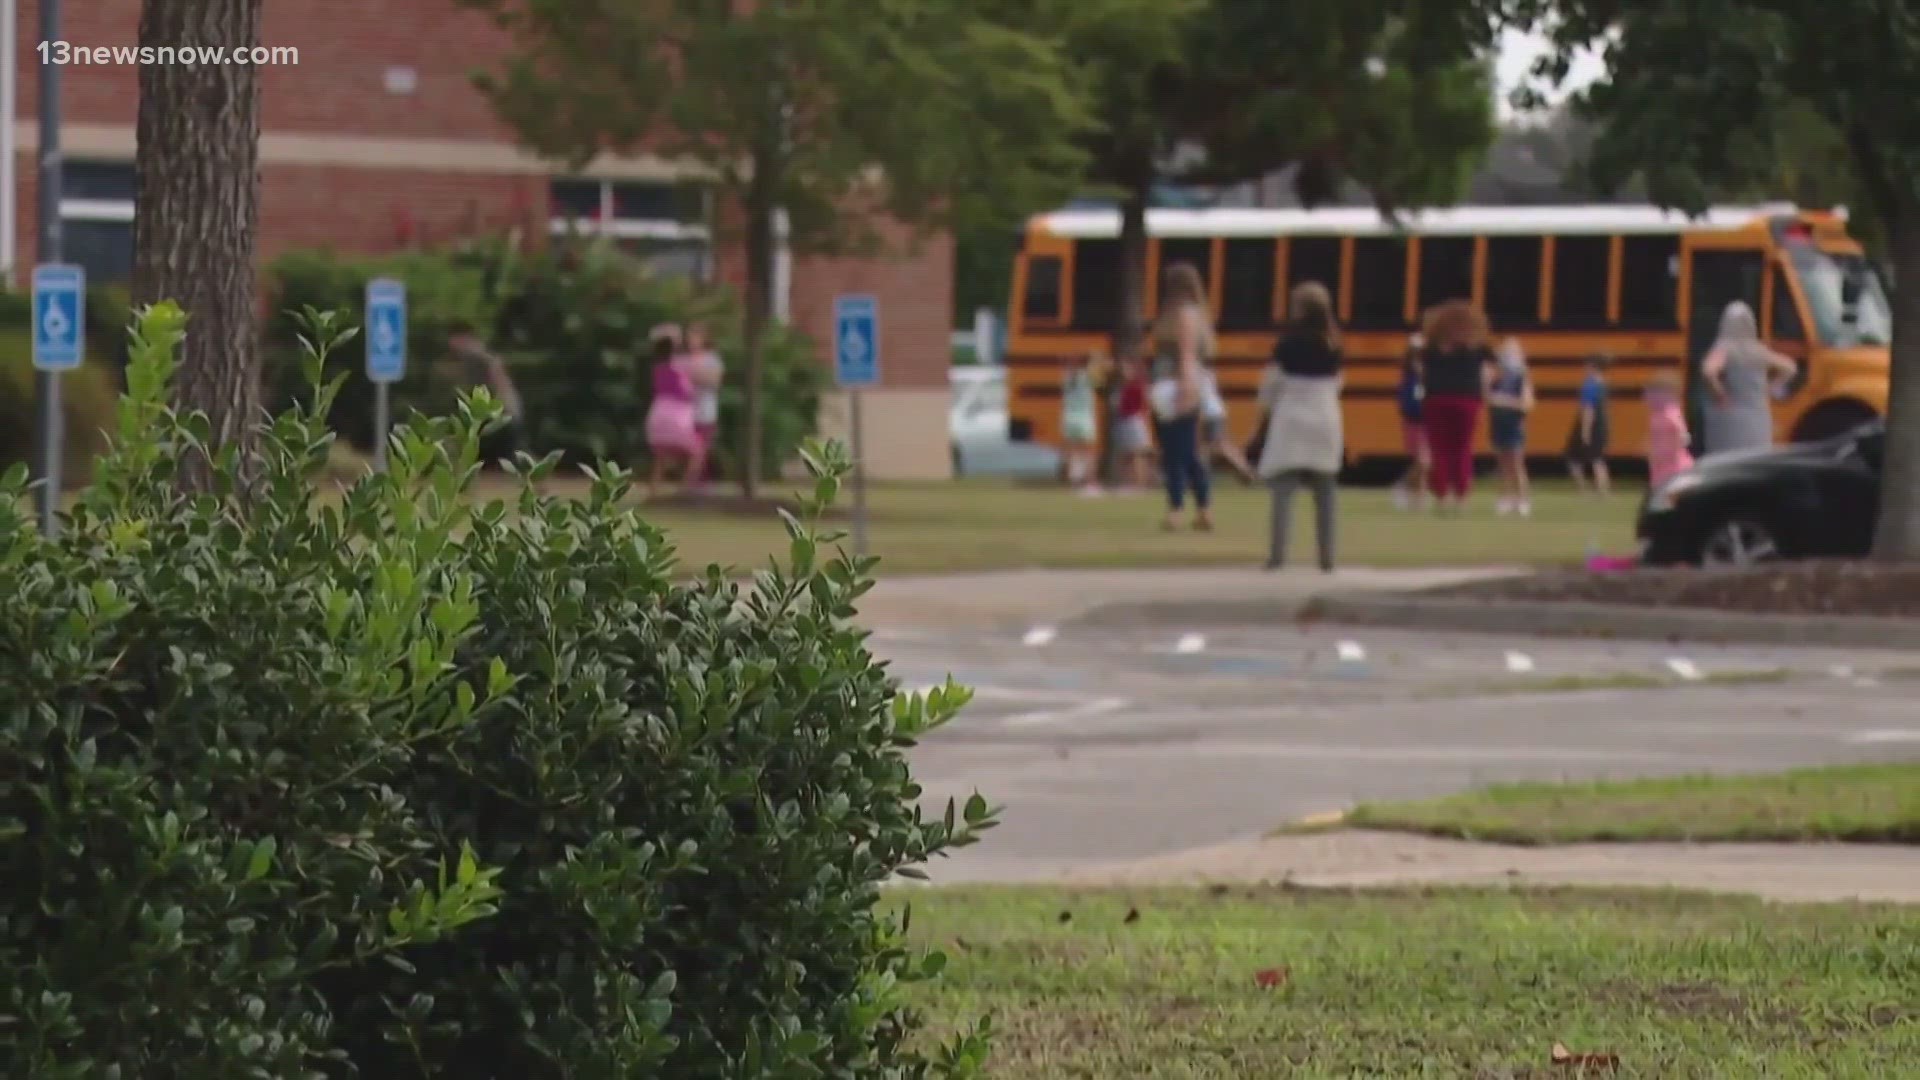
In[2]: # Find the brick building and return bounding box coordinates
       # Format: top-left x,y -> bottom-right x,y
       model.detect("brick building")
8,0 -> 953,477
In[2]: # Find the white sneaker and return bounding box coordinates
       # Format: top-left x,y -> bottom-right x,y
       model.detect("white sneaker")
1496,498 -> 1513,516
1517,501 -> 1532,518
1392,485 -> 1410,510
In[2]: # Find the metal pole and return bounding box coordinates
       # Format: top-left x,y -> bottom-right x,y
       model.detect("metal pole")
36,0 -> 63,537
2,0 -> 18,285
372,383 -> 390,472
849,386 -> 867,557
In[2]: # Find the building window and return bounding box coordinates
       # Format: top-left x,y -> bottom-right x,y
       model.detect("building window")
57,161 -> 135,285
548,177 -> 713,281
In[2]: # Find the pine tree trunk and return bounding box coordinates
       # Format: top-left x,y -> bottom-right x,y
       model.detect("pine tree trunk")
1872,215 -> 1920,558
131,0 -> 264,493
740,189 -> 776,501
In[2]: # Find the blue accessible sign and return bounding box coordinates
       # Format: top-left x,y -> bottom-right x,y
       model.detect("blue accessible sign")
833,294 -> 879,387
32,263 -> 86,372
365,277 -> 407,383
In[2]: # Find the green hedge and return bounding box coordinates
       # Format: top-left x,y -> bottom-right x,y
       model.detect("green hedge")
0,328 -> 121,485
269,233 -> 822,477
264,248 -> 498,450
1,303 -> 994,1077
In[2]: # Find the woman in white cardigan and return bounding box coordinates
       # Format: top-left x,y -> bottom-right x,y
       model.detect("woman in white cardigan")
1256,281 -> 1344,571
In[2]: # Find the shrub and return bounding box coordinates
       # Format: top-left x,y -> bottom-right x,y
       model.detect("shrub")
265,248 -> 500,449
270,234 -> 824,478
1,302 -> 993,1077
0,328 -> 121,485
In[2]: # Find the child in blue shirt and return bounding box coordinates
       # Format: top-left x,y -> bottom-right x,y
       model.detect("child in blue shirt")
1564,353 -> 1612,496
1392,333 -> 1429,509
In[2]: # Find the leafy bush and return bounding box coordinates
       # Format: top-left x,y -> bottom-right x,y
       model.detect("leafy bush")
270,234 -> 823,477
0,328 -> 121,485
265,248 -> 500,449
1,303 -> 993,1077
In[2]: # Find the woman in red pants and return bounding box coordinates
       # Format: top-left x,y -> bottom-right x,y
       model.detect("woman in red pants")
1417,300 -> 1496,513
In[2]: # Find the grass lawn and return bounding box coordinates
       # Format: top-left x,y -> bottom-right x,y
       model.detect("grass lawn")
624,477 -> 1633,574
897,886 -> 1919,1078
1325,763 -> 1920,845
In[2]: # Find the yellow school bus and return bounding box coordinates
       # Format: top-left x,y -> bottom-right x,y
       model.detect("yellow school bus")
1004,203 -> 1890,477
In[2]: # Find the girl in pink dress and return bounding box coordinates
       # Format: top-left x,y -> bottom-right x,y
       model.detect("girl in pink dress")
1645,370 -> 1694,489
645,335 -> 706,495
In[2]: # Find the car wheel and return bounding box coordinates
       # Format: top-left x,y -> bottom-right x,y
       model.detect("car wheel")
1696,515 -> 1783,568
1791,400 -> 1877,444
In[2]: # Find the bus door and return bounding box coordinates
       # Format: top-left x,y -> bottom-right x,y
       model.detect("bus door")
1683,247 -> 1765,453
1762,254 -> 1811,396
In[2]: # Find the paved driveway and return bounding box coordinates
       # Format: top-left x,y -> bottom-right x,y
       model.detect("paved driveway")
874,621 -> 1920,883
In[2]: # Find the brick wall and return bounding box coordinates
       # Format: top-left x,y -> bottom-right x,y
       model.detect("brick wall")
11,0 -> 957,394
789,225 -> 953,390
17,0 -> 518,140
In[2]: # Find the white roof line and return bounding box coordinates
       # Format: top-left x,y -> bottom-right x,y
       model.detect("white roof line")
1033,203 -> 1806,238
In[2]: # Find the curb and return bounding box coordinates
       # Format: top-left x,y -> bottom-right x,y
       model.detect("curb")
1300,592 -> 1920,650
1074,596 -> 1315,628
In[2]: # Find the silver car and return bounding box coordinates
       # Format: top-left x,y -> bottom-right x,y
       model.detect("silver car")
949,366 -> 1061,478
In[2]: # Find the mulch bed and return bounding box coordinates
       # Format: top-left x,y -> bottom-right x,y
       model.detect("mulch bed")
1429,561 -> 1920,619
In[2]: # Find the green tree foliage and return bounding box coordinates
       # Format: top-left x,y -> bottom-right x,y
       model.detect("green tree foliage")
459,0 -> 1098,497
1521,0 -> 1920,556
1074,0 -> 1506,361
2,303 -> 994,1075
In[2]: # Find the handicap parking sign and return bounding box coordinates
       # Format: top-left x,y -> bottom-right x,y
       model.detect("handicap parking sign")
834,294 -> 879,387
365,277 -> 407,384
32,264 -> 86,372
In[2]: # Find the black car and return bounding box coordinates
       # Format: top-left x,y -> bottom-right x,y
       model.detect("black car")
1636,421 -> 1883,567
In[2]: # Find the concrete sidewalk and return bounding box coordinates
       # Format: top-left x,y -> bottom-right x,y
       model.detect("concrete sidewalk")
1049,829 -> 1920,904
855,566 -> 1518,631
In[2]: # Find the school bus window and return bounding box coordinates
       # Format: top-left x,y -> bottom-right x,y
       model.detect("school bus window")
1159,237 -> 1214,296
1417,236 -> 1475,311
1220,238 -> 1278,330
1617,234 -> 1680,330
1350,235 -> 1410,330
1482,235 -> 1543,329
1770,265 -> 1804,342
1549,234 -> 1611,329
1070,239 -> 1122,331
1023,255 -> 1063,321
1286,235 -> 1343,317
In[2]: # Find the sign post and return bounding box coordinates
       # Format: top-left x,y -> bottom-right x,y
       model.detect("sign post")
31,263 -> 83,537
364,277 -> 407,472
833,294 -> 879,557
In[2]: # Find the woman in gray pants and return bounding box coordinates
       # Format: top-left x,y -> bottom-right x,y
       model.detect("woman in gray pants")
1256,281 -> 1344,571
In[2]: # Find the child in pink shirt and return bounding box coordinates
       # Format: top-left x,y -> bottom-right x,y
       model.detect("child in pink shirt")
1645,371 -> 1693,488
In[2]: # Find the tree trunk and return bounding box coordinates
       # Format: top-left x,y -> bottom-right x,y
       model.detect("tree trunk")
1872,215 -> 1920,558
132,0 -> 263,493
740,183 -> 776,501
1100,180 -> 1152,484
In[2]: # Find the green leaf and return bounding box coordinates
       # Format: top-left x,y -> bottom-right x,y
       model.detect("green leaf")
246,836 -> 278,882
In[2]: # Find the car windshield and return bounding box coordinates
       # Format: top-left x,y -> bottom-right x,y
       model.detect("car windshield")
1789,245 -> 1892,347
